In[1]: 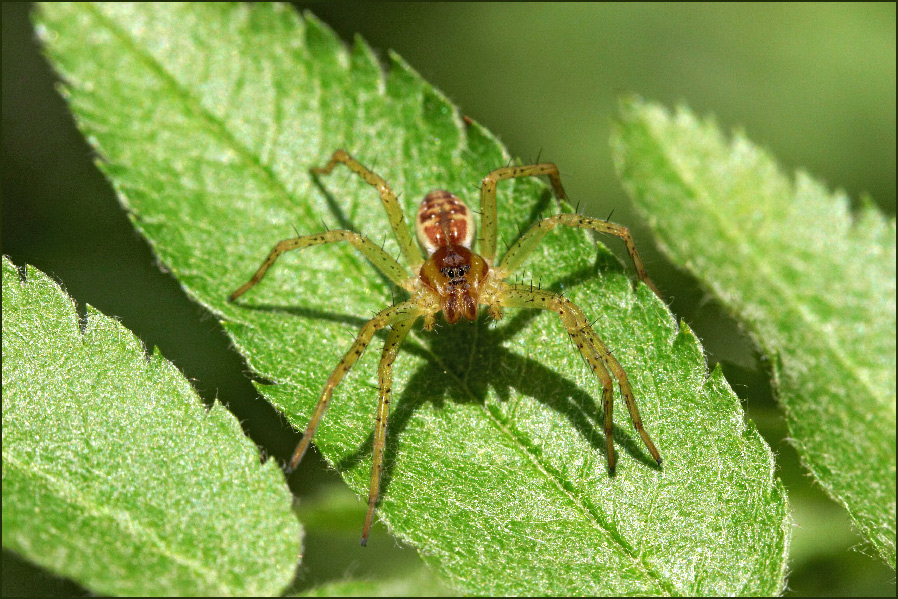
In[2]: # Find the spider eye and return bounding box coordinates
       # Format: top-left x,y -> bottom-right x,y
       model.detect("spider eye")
440,264 -> 470,280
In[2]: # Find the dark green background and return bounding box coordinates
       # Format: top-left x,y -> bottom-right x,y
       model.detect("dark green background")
3,3 -> 894,595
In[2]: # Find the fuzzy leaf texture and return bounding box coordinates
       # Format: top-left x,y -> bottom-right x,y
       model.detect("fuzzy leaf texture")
35,3 -> 789,595
613,98 -> 897,569
1,257 -> 301,595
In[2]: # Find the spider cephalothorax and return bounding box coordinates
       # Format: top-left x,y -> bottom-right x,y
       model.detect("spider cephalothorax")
229,149 -> 663,545
419,244 -> 489,325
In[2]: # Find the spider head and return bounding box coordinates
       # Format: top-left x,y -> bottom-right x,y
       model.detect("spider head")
419,244 -> 488,324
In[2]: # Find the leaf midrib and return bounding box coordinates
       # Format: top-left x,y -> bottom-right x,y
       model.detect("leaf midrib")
645,122 -> 882,405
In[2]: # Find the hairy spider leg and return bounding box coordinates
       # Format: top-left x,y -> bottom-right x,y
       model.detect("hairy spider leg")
479,163 -> 569,264
286,300 -> 423,474
579,323 -> 662,466
498,284 -> 661,471
498,213 -> 662,299
228,230 -> 414,302
312,149 -> 425,271
362,317 -> 416,546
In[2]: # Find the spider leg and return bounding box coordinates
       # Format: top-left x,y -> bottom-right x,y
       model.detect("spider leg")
479,163 -> 568,264
579,323 -> 662,466
312,149 -> 425,271
362,316 -> 416,546
498,283 -> 661,470
498,214 -> 662,299
229,230 -> 413,301
286,300 -> 423,474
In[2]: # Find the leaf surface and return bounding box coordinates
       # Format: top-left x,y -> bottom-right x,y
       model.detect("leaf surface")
613,97 -> 896,568
35,4 -> 789,594
1,257 -> 301,595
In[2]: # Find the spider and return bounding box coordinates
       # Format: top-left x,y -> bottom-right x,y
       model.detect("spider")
229,149 -> 663,545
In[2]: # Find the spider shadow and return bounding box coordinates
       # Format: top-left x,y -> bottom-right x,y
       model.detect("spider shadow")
333,258 -> 661,508
228,173 -> 410,321
309,171 -> 408,296
495,185 -> 556,255
230,302 -> 370,330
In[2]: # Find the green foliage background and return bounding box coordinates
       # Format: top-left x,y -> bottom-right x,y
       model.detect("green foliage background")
2,2 -> 894,595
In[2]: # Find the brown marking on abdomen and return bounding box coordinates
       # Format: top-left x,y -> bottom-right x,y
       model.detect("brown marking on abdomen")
415,190 -> 474,255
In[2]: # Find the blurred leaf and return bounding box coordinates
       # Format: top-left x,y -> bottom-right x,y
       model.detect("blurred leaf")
1,257 -> 301,595
299,571 -> 452,598
36,3 -> 789,594
290,484 -> 442,593
613,97 -> 897,569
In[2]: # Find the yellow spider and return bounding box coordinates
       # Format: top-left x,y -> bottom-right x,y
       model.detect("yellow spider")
229,150 -> 663,545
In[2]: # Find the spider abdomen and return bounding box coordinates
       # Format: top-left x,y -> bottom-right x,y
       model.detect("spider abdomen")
415,190 -> 475,255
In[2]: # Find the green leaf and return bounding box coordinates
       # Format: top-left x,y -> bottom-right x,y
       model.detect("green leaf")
299,573 -> 452,598
35,3 -> 789,594
613,97 -> 897,569
1,257 -> 301,595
